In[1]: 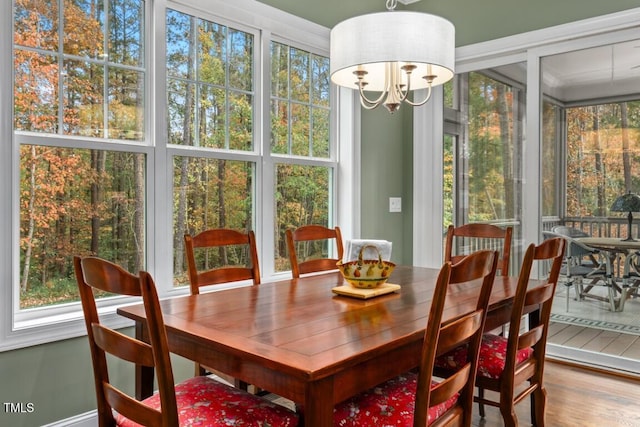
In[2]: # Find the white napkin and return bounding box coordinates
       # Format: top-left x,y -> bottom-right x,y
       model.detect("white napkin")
343,239 -> 392,262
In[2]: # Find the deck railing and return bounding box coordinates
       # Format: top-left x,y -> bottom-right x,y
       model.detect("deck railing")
447,217 -> 635,278
445,220 -> 522,276
543,216 -> 637,239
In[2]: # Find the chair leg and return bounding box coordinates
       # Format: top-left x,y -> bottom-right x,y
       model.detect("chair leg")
574,278 -> 584,301
477,387 -> 486,418
532,384 -> 548,427
500,406 -> 518,427
195,362 -> 206,377
235,379 -> 250,391
498,386 -> 518,427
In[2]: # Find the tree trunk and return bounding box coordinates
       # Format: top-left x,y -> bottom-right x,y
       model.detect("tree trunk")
497,85 -> 514,220
592,106 -> 606,216
621,102 -> 632,191
175,157 -> 189,275
173,15 -> 197,276
90,150 -> 105,254
20,146 -> 38,292
217,159 -> 227,265
134,154 -> 145,271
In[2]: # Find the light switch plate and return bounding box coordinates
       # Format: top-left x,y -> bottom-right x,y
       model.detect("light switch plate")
389,197 -> 402,213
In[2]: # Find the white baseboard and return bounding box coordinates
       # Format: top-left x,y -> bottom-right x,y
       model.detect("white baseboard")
41,411 -> 97,427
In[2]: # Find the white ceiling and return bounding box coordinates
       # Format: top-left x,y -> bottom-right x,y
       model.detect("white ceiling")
542,38 -> 640,102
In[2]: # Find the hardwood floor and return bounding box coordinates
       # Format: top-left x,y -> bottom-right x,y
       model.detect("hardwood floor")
471,361 -> 640,426
264,360 -> 640,426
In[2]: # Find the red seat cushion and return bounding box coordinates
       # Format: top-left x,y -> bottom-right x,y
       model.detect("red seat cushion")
116,375 -> 298,426
333,371 -> 458,426
435,333 -> 533,379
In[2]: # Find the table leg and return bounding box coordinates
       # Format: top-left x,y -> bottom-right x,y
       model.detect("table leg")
134,321 -> 155,400
619,251 -> 640,311
300,376 -> 334,427
581,253 -> 619,312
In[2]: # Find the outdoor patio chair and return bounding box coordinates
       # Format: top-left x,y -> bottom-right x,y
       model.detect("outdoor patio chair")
543,228 -> 607,311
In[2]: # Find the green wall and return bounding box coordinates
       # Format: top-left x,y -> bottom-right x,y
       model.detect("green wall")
359,106 -> 412,264
0,337 -> 95,426
3,1 -> 639,425
0,331 -> 193,426
257,0 -> 640,46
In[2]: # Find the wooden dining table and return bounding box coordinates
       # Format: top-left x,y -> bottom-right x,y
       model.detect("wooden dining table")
118,265 -> 541,427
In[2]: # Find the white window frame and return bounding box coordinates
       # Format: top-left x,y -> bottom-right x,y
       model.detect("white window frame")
0,0 -> 358,352
413,7 -> 640,268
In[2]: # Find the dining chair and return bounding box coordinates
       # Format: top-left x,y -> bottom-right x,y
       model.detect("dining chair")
74,256 -> 298,427
543,228 -> 608,311
286,225 -> 344,278
184,228 -> 260,385
445,223 -> 513,276
436,237 -> 566,427
333,250 -> 498,427
184,228 -> 261,294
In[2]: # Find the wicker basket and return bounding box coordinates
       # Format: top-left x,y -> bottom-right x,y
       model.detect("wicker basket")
336,245 -> 396,289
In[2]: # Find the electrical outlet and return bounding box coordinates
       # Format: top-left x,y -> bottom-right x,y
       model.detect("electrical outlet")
389,197 -> 402,213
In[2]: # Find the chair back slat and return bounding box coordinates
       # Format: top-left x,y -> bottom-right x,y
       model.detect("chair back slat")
429,363 -> 471,407
437,310 -> 484,355
518,325 -> 544,350
103,383 -> 162,427
91,323 -> 154,366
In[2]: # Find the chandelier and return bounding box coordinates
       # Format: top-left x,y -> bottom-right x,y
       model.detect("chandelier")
330,0 -> 455,113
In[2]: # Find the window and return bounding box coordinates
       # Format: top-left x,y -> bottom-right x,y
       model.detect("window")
269,41 -> 335,272
14,0 -> 146,313
565,101 -> 640,219
442,67 -> 525,273
541,99 -> 563,217
166,9 -> 258,286
4,0 -> 339,351
445,70 -> 524,226
462,71 -> 521,225
14,0 -> 145,139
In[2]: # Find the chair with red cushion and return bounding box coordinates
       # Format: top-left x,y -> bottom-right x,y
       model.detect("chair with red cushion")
445,223 -> 513,276
286,225 -> 344,278
436,237 -> 565,426
74,256 -> 298,427
333,250 -> 498,427
184,228 -> 260,383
